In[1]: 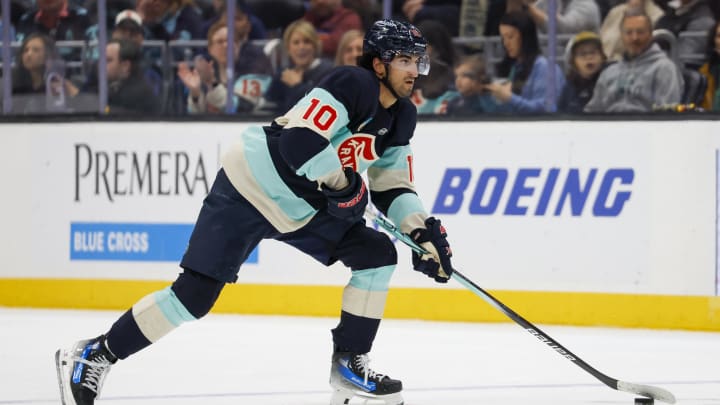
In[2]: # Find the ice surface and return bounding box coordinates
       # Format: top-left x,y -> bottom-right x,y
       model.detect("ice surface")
0,308 -> 718,404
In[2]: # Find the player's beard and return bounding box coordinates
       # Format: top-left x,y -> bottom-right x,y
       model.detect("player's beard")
389,76 -> 415,98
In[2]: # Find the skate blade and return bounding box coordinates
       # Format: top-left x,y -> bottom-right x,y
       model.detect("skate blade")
55,349 -> 76,405
330,388 -> 403,405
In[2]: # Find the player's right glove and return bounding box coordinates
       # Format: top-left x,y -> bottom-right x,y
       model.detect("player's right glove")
409,217 -> 454,283
321,167 -> 368,223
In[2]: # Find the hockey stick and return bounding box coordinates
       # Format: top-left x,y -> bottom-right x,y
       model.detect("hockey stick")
365,207 -> 677,404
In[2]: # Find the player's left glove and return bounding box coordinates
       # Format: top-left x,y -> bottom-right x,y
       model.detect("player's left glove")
409,217 -> 454,283
321,167 -> 368,223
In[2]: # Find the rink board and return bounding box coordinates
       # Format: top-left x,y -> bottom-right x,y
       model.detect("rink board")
0,120 -> 719,330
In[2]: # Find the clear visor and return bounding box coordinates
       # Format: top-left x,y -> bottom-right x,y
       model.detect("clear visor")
387,53 -> 430,76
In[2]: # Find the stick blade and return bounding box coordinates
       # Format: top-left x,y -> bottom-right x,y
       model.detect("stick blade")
617,381 -> 676,404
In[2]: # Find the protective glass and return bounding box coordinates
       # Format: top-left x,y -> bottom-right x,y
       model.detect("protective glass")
387,53 -> 430,76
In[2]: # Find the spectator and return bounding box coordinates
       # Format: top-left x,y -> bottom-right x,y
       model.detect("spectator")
15,0 -> 96,57
304,0 -> 363,60
521,0 -> 601,34
484,11 -> 565,113
399,0 -> 461,36
3,32 -> 79,113
113,9 -> 145,47
699,20 -> 720,111
410,19 -> 459,115
265,19 -> 333,114
558,31 -> 608,112
200,0 -> 267,41
178,20 -> 272,114
136,0 -> 204,41
447,53 -> 502,115
585,9 -> 683,112
334,28 -> 364,66
104,38 -> 161,114
600,0 -> 664,61
112,9 -> 163,96
655,0 -> 715,65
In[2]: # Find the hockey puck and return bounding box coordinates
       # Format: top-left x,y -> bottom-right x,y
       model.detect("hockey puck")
634,398 -> 654,405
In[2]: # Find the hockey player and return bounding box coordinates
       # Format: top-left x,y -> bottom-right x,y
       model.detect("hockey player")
55,19 -> 454,405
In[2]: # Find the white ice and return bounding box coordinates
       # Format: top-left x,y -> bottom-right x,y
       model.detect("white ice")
0,308 -> 718,404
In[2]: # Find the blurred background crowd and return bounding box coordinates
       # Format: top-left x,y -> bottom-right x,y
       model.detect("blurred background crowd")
0,0 -> 718,117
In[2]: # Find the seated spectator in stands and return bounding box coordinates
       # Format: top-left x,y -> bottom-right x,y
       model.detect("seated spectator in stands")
655,0 -> 715,65
112,10 -> 163,97
104,38 -> 160,114
398,0 -> 461,36
519,0 -> 601,34
177,20 -> 272,114
265,19 -> 333,114
200,0 -> 267,40
484,11 -> 565,113
558,31 -> 608,112
601,0 -> 664,61
411,19 -> 459,115
699,20 -> 720,111
585,9 -> 683,112
136,0 -> 204,41
447,53 -> 502,116
113,9 -> 145,47
15,0 -> 96,57
303,0 -> 363,60
4,32 -> 79,113
334,29 -> 364,66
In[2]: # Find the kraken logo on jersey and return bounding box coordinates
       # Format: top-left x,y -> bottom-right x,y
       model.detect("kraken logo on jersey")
337,135 -> 378,172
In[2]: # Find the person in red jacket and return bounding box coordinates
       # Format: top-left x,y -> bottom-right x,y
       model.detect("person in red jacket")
304,0 -> 363,59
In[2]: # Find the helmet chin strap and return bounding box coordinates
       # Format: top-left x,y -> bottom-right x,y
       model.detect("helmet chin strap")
380,63 -> 402,100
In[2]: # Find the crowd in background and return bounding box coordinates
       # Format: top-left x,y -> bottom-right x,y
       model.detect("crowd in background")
0,0 -> 719,116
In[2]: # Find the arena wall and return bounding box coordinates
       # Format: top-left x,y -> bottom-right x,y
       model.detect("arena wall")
1,120 -> 718,331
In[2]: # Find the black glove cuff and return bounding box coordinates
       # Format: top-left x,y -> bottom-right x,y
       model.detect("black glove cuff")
321,167 -> 357,198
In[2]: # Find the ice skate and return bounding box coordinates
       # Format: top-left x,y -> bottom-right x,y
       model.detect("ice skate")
55,335 -> 117,405
329,351 -> 403,405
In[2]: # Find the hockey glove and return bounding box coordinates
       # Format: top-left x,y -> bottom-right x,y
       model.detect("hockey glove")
409,217 -> 454,283
321,167 -> 368,223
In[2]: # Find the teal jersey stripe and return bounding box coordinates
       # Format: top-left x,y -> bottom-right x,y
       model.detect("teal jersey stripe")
388,193 -> 426,230
348,265 -> 396,291
153,287 -> 196,327
296,143 -> 342,181
288,88 -> 350,140
372,145 -> 412,169
242,127 -> 316,221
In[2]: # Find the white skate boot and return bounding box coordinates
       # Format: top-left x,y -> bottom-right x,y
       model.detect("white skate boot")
55,335 -> 117,405
329,351 -> 403,405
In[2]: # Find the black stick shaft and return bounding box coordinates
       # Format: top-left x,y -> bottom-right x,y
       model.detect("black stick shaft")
451,269 -> 619,390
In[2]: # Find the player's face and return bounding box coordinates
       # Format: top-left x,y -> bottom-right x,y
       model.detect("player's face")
714,24 -> 720,53
387,54 -> 420,98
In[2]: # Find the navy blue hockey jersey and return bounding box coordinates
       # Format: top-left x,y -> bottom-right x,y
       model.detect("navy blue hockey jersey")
222,66 -> 427,233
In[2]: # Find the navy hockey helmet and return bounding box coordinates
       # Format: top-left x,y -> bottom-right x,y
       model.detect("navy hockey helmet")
364,19 -> 430,75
